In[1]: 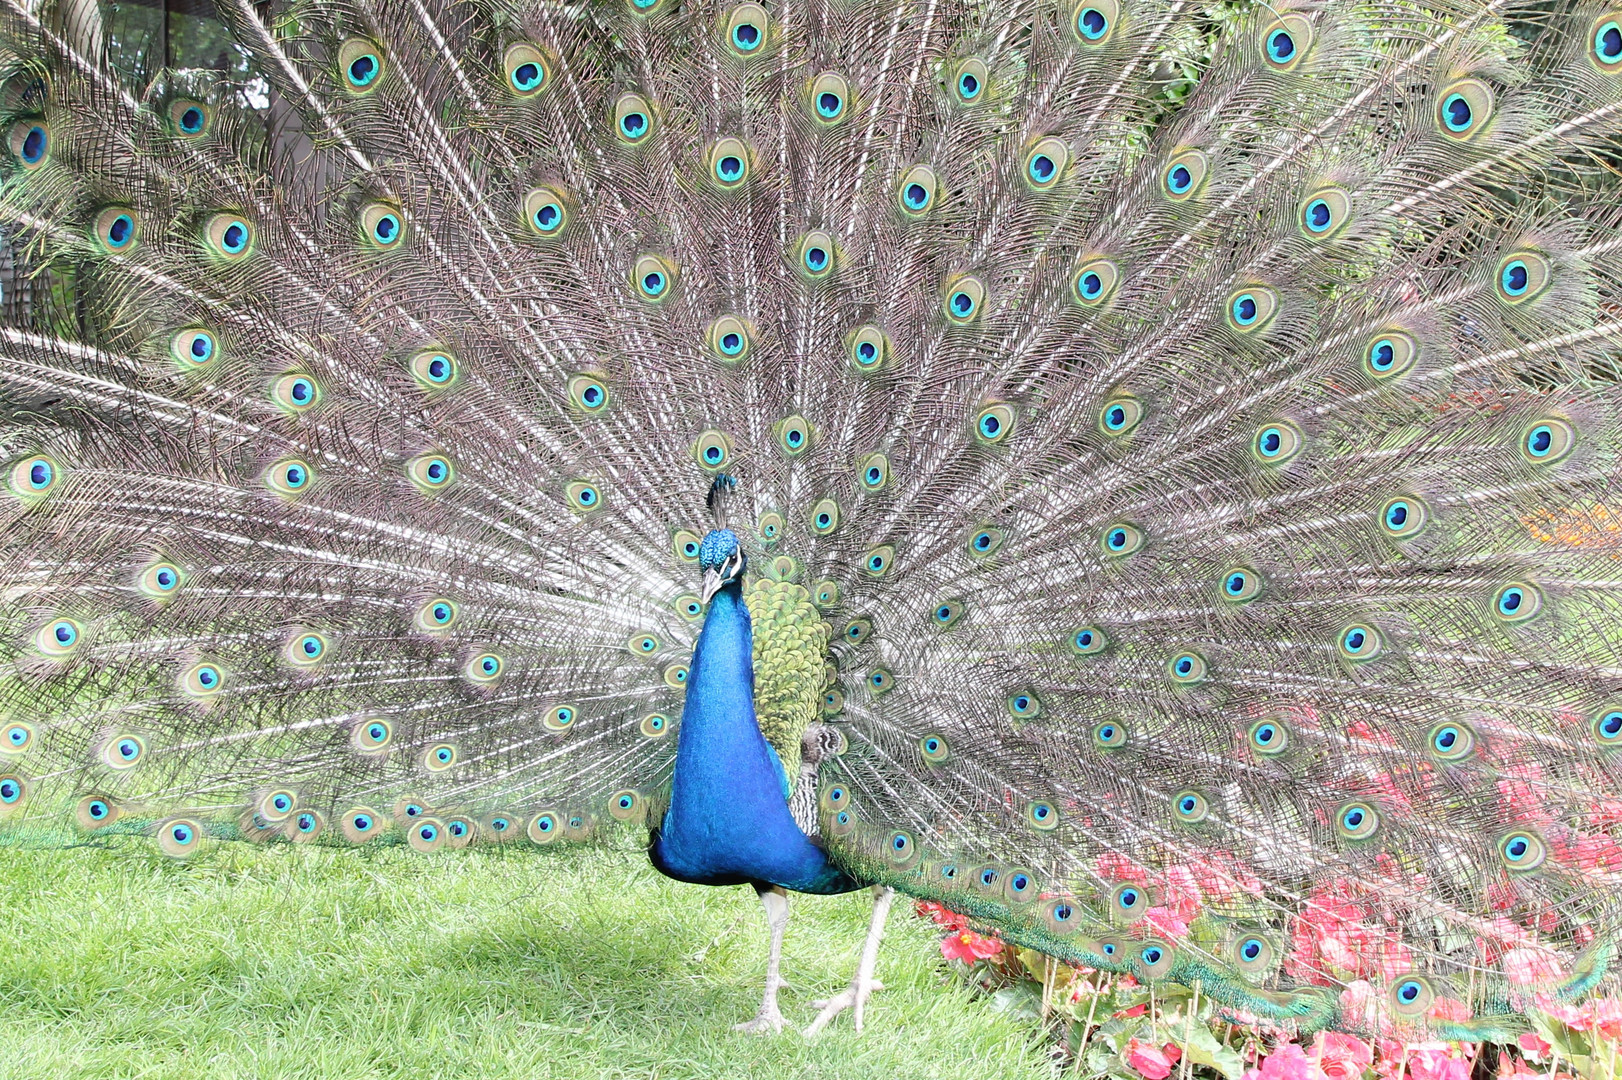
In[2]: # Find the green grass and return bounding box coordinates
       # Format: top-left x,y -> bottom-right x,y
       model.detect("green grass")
0,840 -> 1055,1079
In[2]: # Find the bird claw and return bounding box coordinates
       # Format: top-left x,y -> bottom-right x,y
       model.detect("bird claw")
734,1005 -> 786,1034
803,978 -> 885,1036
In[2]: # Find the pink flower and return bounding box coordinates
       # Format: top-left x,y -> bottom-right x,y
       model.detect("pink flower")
1428,998 -> 1472,1022
939,928 -> 1002,962
1319,1033 -> 1374,1080
1146,905 -> 1191,939
1517,1032 -> 1552,1060
914,900 -> 967,930
1126,1038 -> 1182,1080
1115,1003 -> 1149,1019
1503,947 -> 1563,987
1406,1044 -> 1471,1080
1245,1043 -> 1317,1080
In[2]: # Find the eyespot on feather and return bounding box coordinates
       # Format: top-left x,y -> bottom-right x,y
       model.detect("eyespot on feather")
1070,626 -> 1108,655
897,164 -> 938,216
632,254 -> 677,301
92,207 -> 140,252
1252,421 -> 1304,464
359,202 -> 405,249
9,119 -> 48,167
952,59 -> 988,104
156,816 -> 204,856
943,276 -> 985,324
1162,149 -> 1209,201
1074,258 -> 1121,307
338,39 -> 384,92
1225,287 -> 1278,333
522,186 -> 569,237
725,5 -> 769,56
170,328 -> 219,369
796,231 -> 836,279
1436,78 -> 1493,140
710,137 -> 752,188
847,325 -> 890,372
339,807 -> 384,844
1496,252 -> 1551,304
1299,186 -> 1350,238
1023,137 -> 1068,190
407,454 -> 456,494
409,348 -> 459,392
204,213 -> 254,260
613,92 -> 655,143
809,72 -> 849,122
270,374 -> 320,413
1070,0 -> 1118,44
1363,331 -> 1419,380
503,43 -> 550,97
1260,15 -> 1313,70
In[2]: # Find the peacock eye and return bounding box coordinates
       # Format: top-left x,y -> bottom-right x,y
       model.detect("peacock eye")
1597,18 -> 1622,66
360,203 -> 405,248
898,165 -> 937,215
726,4 -> 768,55
504,43 -> 549,96
615,93 -> 654,142
811,72 -> 849,122
523,186 -> 569,237
944,277 -> 985,324
340,39 -> 384,91
94,207 -> 140,251
1024,137 -> 1068,189
798,231 -> 835,278
205,213 -> 254,259
1162,149 -> 1209,199
1436,78 -> 1493,140
1073,2 -> 1113,42
10,120 -> 48,167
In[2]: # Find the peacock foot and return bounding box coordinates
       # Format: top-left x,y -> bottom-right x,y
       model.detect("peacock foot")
803,976 -> 885,1036
734,1004 -> 787,1034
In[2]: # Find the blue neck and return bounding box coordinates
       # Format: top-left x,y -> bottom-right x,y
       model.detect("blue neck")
648,581 -> 856,894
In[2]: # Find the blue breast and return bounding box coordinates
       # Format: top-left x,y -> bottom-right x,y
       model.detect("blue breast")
649,582 -> 859,895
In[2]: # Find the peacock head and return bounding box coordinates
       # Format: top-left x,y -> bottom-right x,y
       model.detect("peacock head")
699,528 -> 746,604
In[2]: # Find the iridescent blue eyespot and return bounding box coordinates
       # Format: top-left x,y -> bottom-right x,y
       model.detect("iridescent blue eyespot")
1141,946 -> 1163,965
1596,710 -> 1622,745
1442,93 -> 1472,132
1397,980 -> 1422,1003
19,125 -> 46,164
1597,20 -> 1622,66
903,182 -> 930,211
1303,198 -> 1331,232
348,54 -> 380,88
1266,28 -> 1295,63
1028,153 -> 1055,184
620,111 -> 648,139
957,72 -> 979,99
950,290 -> 975,317
1076,7 -> 1108,40
1166,165 -> 1192,194
1501,259 -> 1529,296
106,213 -> 135,248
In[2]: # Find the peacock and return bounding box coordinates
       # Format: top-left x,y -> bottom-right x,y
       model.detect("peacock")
2,0 -> 1621,1045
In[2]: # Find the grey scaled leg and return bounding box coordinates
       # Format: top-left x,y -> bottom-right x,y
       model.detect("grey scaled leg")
735,884 -> 790,1034
804,884 -> 895,1036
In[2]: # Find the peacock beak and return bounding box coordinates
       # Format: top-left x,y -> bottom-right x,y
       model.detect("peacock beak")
700,567 -> 726,605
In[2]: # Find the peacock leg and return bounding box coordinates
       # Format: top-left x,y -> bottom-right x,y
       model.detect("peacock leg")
804,885 -> 894,1036
734,884 -> 790,1034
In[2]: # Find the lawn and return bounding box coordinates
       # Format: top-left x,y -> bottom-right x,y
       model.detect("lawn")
0,838 -> 1056,1080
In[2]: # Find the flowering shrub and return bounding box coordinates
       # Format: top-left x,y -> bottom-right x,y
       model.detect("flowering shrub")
914,899 -> 1620,1080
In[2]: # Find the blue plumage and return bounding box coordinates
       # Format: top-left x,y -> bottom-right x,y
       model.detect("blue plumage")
650,536 -> 855,895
